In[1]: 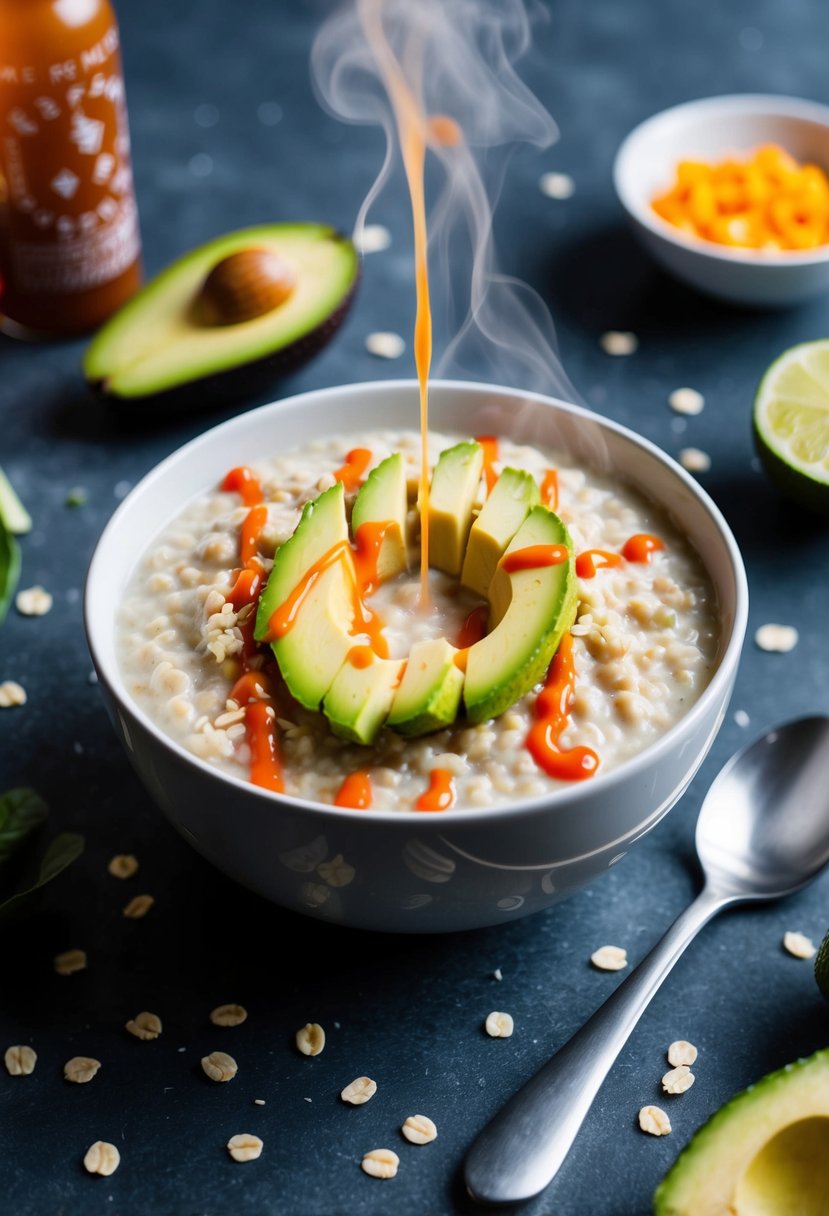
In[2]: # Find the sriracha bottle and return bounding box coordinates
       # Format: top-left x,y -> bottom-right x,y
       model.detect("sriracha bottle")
0,0 -> 142,337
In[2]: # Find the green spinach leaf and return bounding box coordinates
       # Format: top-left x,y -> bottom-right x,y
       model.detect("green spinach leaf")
0,787 -> 48,866
0,831 -> 84,924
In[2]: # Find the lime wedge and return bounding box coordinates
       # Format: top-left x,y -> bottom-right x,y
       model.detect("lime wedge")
816,929 -> 829,1003
754,340 -> 829,513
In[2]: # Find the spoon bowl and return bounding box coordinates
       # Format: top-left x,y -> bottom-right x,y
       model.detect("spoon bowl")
465,715 -> 829,1206
697,715 -> 829,900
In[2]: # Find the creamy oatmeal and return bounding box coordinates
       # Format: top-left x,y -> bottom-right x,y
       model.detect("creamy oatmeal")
117,429 -> 718,810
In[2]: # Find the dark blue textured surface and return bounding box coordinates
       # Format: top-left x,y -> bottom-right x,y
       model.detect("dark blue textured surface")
1,1 -> 828,1213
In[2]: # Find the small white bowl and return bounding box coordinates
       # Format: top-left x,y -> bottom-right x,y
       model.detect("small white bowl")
614,94 -> 829,306
85,381 -> 748,933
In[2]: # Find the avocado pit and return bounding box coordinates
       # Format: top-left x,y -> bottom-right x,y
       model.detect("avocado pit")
196,247 -> 298,326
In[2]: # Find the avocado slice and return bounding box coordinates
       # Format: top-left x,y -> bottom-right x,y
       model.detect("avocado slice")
464,506 -> 577,723
84,224 -> 359,403
654,1047 -> 829,1216
386,638 -> 465,737
323,653 -> 406,744
254,483 -> 356,711
428,441 -> 484,576
350,452 -> 409,584
461,466 -> 540,597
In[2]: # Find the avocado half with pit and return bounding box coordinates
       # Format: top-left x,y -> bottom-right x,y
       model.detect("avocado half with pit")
254,441 -> 577,744
84,224 -> 359,404
654,1047 -> 829,1215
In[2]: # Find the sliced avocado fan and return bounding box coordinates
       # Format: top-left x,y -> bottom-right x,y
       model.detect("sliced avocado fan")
254,440 -> 577,744
84,224 -> 359,400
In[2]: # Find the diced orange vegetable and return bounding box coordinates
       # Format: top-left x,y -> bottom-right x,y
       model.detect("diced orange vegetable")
651,143 -> 829,251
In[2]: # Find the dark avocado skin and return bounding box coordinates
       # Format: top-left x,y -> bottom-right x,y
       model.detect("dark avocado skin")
87,247 -> 359,412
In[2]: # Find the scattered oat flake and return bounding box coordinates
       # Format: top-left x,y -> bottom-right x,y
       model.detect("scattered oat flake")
591,945 -> 628,971
493,968 -> 503,981
600,331 -> 638,356
125,1011 -> 162,1041
54,948 -> 87,976
341,1076 -> 377,1105
355,223 -> 391,253
662,1064 -> 695,1095
4,1045 -> 37,1076
639,1105 -> 672,1136
402,1114 -> 437,1145
15,586 -> 52,616
227,1133 -> 263,1162
783,931 -> 816,960
366,331 -> 405,359
0,680 -> 26,708
108,853 -> 138,879
667,1040 -> 698,1068
296,1022 -> 325,1057
539,171 -> 575,199
122,894 -> 154,919
485,1011 -> 514,1038
668,387 -> 705,415
679,448 -> 711,474
755,624 -> 798,653
64,1056 -> 101,1084
201,1050 -> 237,1082
361,1148 -> 400,1179
253,1098 -> 266,1106
734,709 -> 750,728
210,1003 -> 248,1027
83,1141 -> 120,1176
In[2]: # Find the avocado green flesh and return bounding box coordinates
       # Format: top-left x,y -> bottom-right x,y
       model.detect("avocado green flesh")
84,224 -> 358,398
461,466 -> 539,598
323,656 -> 406,744
254,483 -> 356,711
387,638 -> 464,737
350,452 -> 408,583
464,506 -> 576,724
428,441 -> 484,575
654,1048 -> 829,1216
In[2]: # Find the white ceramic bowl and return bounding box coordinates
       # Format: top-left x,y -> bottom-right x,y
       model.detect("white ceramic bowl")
85,381 -> 748,933
614,94 -> 829,306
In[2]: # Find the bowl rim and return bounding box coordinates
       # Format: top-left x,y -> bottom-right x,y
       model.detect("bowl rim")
85,378 -> 749,826
613,92 -> 829,268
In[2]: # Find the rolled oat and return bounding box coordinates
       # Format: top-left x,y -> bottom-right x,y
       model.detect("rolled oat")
361,1148 -> 400,1179
341,1076 -> 377,1105
402,1114 -> 437,1144
485,1011 -> 514,1039
122,894 -> 154,919
227,1133 -> 263,1162
295,1022 -> 325,1057
125,1011 -> 162,1041
107,854 -> 139,879
4,1045 -> 36,1075
590,945 -> 628,972
64,1056 -> 101,1084
201,1050 -> 237,1081
210,1003 -> 248,1027
639,1105 -> 671,1136
15,586 -> 52,616
83,1141 -> 120,1176
0,680 -> 26,708
783,931 -> 816,960
54,948 -> 87,976
667,1040 -> 697,1068
662,1064 -> 695,1095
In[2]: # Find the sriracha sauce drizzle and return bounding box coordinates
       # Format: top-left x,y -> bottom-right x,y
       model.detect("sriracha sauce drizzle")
526,634 -> 599,782
416,768 -> 456,811
335,771 -> 373,809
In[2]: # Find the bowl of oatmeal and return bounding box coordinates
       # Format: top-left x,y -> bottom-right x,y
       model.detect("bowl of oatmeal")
85,380 -> 747,932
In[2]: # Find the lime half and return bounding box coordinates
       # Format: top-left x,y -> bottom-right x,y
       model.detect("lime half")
815,929 -> 829,1003
754,340 -> 829,514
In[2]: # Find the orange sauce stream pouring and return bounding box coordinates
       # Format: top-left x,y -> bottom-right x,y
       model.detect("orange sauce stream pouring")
541,469 -> 559,510
476,435 -> 500,495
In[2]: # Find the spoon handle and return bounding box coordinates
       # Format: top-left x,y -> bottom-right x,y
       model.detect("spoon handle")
464,885 -> 728,1205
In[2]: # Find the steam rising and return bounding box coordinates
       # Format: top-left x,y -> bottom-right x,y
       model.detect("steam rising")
311,0 -> 580,402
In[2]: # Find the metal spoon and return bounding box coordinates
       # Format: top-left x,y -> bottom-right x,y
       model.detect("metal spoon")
465,715 -> 829,1206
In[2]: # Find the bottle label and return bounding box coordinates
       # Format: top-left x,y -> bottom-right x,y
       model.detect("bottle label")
0,25 -> 140,297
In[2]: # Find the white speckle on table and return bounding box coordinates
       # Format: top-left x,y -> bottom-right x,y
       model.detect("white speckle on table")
739,26 -> 763,50
194,103 -> 219,128
257,101 -> 283,126
755,623 -> 798,653
668,387 -> 704,415
734,709 -> 750,728
679,448 -> 711,474
355,223 -> 391,254
366,331 -> 405,359
113,480 -> 131,500
539,171 -> 575,199
600,331 -> 638,356
493,968 -> 503,981
189,153 -> 213,178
